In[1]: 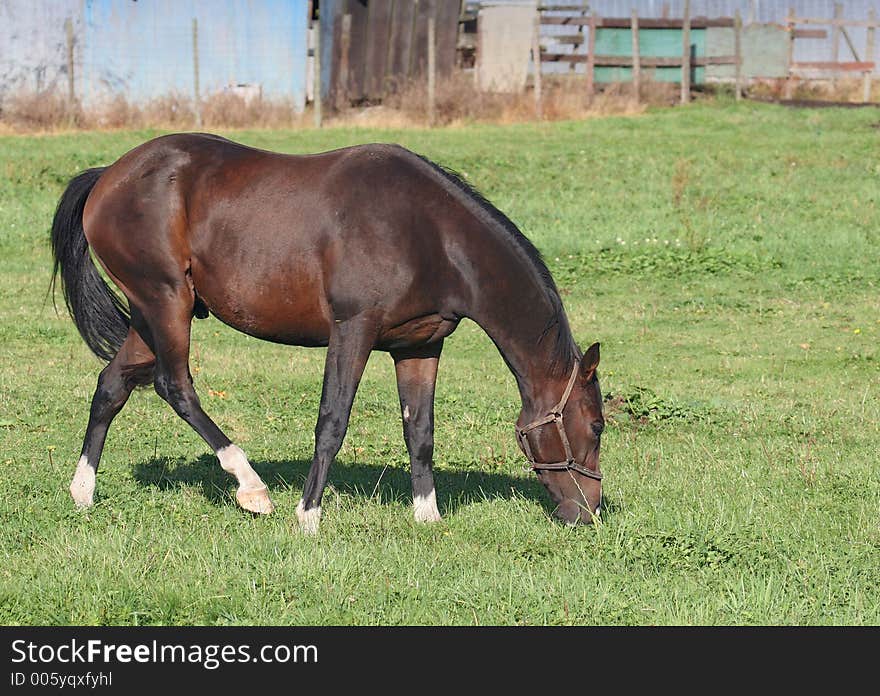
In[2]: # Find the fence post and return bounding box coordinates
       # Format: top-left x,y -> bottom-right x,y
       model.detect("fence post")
831,3 -> 842,62
681,0 -> 691,104
631,10 -> 640,102
864,9 -> 875,103
314,18 -> 322,127
533,12 -> 543,119
784,7 -> 795,100
337,13 -> 352,111
427,16 -> 436,126
586,12 -> 596,100
192,18 -> 201,127
65,17 -> 75,121
831,2 -> 843,87
734,9 -> 743,101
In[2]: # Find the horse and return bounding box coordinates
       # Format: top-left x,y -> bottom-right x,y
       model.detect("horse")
50,133 -> 605,532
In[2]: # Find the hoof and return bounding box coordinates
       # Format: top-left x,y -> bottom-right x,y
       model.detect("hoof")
414,507 -> 443,523
70,457 -> 95,508
236,486 -> 275,515
296,500 -> 321,535
69,484 -> 94,509
413,490 -> 442,523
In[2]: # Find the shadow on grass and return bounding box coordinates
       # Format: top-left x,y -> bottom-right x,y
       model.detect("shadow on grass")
131,455 -> 619,520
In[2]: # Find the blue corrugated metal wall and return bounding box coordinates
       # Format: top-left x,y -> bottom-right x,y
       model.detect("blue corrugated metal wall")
0,0 -> 309,110
0,0 -> 81,95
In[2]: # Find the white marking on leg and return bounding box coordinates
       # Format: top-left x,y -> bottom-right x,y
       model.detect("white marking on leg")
69,455 -> 96,508
217,444 -> 264,491
217,444 -> 274,514
296,499 -> 322,534
413,488 -> 442,523
403,405 -> 410,422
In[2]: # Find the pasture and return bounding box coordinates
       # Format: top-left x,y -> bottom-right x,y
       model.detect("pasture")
0,101 -> 878,625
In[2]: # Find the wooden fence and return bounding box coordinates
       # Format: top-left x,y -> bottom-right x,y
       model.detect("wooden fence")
784,3 -> 877,100
535,1 -> 743,106
318,0 -> 459,108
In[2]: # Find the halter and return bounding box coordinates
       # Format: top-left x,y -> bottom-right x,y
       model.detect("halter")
515,362 -> 604,481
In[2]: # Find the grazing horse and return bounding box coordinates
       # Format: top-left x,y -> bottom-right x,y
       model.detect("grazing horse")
50,134 -> 604,531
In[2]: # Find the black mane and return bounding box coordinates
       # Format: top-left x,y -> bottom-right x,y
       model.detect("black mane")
416,154 -> 580,376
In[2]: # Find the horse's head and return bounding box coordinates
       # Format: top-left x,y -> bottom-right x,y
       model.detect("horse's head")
516,342 -> 604,525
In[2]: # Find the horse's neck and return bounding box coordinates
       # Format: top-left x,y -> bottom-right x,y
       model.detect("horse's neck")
465,253 -> 574,415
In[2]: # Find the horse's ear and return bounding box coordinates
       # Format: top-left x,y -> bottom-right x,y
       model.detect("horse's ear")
580,342 -> 600,380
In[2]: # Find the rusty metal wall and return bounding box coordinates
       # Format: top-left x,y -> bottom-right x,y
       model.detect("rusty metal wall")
0,0 -> 310,109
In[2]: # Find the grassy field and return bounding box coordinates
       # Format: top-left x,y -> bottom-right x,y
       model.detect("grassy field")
0,100 -> 878,625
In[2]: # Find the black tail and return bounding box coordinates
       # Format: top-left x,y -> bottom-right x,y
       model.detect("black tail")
50,167 -> 130,361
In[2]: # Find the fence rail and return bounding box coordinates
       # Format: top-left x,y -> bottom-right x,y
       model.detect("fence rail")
536,2 -> 740,104
783,3 -> 877,101
532,1 -> 880,108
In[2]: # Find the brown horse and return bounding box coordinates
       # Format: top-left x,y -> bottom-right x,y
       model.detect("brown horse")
50,133 -> 604,531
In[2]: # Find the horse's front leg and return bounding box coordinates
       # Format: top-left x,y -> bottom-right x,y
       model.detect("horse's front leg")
391,341 -> 443,522
297,314 -> 378,534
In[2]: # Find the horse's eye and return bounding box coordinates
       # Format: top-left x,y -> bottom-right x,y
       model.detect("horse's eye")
591,421 -> 604,437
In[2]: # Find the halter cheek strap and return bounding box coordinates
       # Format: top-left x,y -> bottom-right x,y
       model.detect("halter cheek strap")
515,363 -> 604,482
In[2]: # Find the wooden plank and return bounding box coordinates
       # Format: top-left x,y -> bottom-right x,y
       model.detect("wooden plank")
681,0 -> 691,104
363,0 -> 393,100
610,16 -> 733,28
533,13 -> 542,119
388,0 -> 416,84
540,16 -> 591,26
791,18 -> 880,28
734,9 -> 742,101
411,0 -> 432,78
427,16 -> 435,125
791,60 -> 875,71
631,9 -> 640,101
540,16 -> 734,29
313,20 -> 321,127
586,13 -> 596,98
538,4 -> 589,10
540,54 -> 590,63
434,0 -> 461,77
784,7 -> 795,100
865,9 -> 876,102
831,3 -> 842,66
345,0 -> 369,101
336,13 -> 352,109
542,54 -> 737,67
549,34 -> 586,44
793,29 -> 828,39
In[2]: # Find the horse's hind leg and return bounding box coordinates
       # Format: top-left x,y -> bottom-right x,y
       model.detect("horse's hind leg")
391,342 -> 443,523
137,289 -> 274,515
70,327 -> 155,507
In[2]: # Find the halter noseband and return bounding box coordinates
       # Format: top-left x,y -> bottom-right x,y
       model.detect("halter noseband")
515,363 -> 604,482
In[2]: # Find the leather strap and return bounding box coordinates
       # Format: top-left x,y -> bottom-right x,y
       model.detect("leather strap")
515,362 -> 603,482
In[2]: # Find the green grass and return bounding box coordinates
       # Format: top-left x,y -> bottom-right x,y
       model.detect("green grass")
1,100 -> 878,625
